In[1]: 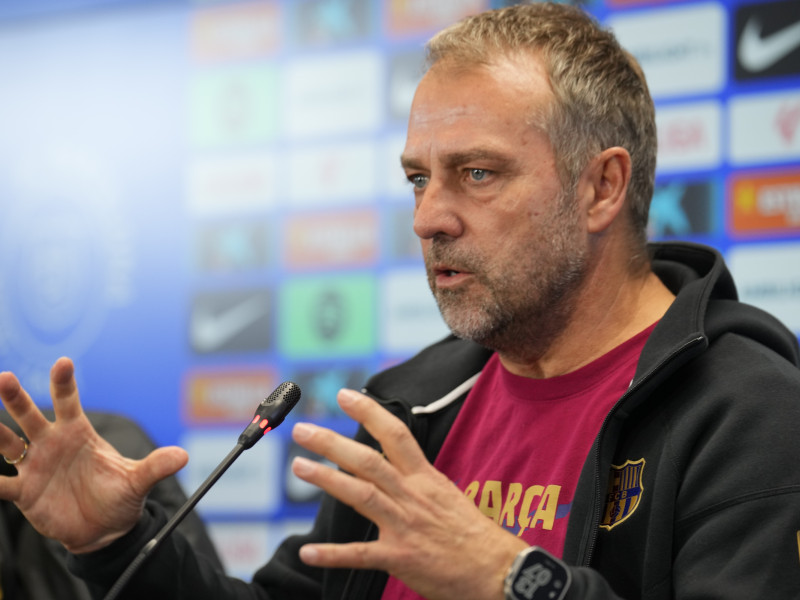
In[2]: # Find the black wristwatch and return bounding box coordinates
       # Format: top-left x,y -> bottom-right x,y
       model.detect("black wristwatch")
503,546 -> 571,600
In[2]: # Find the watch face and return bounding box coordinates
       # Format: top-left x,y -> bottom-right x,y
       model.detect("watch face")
506,548 -> 571,600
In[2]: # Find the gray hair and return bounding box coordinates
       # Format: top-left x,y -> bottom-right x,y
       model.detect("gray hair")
426,2 -> 657,247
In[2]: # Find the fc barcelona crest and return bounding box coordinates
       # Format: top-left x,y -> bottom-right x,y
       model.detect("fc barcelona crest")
600,458 -> 645,530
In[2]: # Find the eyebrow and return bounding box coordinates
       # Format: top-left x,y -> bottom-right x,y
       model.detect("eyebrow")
399,154 -> 424,171
400,148 -> 514,171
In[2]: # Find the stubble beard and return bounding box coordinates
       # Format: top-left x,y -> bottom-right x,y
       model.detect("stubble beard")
426,194 -> 589,361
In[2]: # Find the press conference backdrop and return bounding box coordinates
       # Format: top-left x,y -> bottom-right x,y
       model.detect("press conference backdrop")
0,0 -> 798,579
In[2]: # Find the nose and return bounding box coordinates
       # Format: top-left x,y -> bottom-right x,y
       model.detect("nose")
412,179 -> 464,241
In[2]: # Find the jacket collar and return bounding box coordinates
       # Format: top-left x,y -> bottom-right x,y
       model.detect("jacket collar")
365,242 -> 799,407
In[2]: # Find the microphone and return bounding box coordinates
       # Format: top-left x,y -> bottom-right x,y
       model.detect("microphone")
103,381 -> 302,600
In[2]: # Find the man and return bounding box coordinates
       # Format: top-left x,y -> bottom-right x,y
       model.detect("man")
1,3 -> 799,599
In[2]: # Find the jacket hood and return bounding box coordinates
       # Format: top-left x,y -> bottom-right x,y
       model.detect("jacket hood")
641,242 -> 800,378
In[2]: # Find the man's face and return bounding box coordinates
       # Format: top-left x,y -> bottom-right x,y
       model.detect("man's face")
401,57 -> 589,355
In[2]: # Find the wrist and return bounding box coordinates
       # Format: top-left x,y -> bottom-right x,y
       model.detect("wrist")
65,504 -> 150,555
503,546 -> 571,600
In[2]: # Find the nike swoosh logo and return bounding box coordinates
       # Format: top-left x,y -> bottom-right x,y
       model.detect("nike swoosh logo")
738,16 -> 800,72
191,294 -> 269,352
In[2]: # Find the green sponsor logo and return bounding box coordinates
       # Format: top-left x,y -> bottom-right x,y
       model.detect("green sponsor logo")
190,66 -> 279,148
279,273 -> 375,358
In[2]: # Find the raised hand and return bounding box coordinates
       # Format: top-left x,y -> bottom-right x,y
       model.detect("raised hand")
290,388 -> 528,600
0,357 -> 188,553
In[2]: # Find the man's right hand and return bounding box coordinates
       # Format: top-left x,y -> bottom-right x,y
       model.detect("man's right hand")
0,356 -> 188,553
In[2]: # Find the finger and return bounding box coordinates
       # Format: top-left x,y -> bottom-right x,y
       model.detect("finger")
298,540 -> 389,571
0,424 -> 24,448
0,472 -> 21,502
133,446 -> 189,497
0,430 -> 28,465
0,370 -> 51,440
50,357 -> 84,421
292,422 -> 405,499
292,455 -> 399,526
336,389 -> 429,473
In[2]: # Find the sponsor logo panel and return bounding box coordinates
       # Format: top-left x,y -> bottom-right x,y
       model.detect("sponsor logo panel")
730,169 -> 800,235
186,153 -> 282,217
656,101 -> 722,173
183,367 -> 279,424
608,2 -> 725,98
729,91 -> 800,165
278,274 -> 376,359
607,0 -> 684,6
189,288 -> 272,354
207,522 -> 273,582
207,519 -> 315,581
734,0 -> 800,82
495,0 -> 599,5
193,221 -> 271,273
380,268 -> 449,355
728,241 -> 800,333
208,519 -> 314,581
283,50 -> 383,139
189,66 -> 280,149
190,2 -> 282,62
288,139 -> 378,207
285,209 -> 379,269
648,178 -> 717,238
289,365 -> 372,418
292,0 -> 373,47
179,429 -> 282,513
384,0 -> 490,37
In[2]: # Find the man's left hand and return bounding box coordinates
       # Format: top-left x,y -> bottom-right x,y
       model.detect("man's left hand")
290,388 -> 528,600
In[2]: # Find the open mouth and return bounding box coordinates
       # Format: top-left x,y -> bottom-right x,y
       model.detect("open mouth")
433,267 -> 470,285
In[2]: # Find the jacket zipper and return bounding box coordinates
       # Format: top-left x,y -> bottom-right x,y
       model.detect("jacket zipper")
581,335 -> 705,567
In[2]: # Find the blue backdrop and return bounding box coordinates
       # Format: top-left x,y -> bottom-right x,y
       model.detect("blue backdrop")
0,0 -> 798,578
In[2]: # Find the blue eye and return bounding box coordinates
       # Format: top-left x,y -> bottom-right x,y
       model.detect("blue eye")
410,174 -> 429,189
470,169 -> 489,181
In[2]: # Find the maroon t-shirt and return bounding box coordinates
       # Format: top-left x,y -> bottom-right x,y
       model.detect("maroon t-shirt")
381,324 -> 655,599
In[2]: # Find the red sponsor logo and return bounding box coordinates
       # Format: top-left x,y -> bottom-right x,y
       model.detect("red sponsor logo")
191,2 -> 282,62
285,210 -> 379,268
659,118 -> 706,153
384,0 -> 490,37
730,170 -> 800,235
775,101 -> 800,146
183,368 -> 278,424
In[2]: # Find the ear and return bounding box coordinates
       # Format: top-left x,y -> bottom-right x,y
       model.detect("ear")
579,147 -> 631,234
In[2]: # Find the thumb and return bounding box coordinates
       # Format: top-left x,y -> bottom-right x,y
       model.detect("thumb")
134,446 -> 189,496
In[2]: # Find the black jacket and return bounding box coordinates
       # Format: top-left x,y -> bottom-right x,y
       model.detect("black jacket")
71,242 -> 800,599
